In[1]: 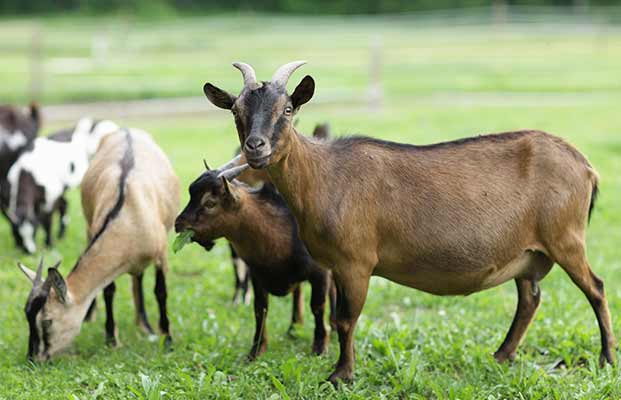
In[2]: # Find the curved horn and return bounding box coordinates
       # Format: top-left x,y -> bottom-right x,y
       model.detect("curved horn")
271,60 -> 307,87
215,154 -> 241,173
203,159 -> 210,171
217,164 -> 249,181
232,62 -> 259,89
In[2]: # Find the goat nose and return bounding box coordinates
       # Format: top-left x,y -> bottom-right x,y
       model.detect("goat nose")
174,220 -> 185,233
245,136 -> 266,151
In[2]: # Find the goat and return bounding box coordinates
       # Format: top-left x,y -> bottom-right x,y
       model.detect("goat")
17,128 -> 179,361
202,61 -> 613,385
175,160 -> 335,360
229,122 -> 332,305
6,118 -> 119,253
0,103 -> 40,224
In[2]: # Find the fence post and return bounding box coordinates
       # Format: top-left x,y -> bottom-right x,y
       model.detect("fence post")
368,35 -> 383,112
29,25 -> 44,101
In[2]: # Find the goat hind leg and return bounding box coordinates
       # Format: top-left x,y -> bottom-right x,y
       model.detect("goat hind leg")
494,278 -> 542,363
553,238 -> 616,366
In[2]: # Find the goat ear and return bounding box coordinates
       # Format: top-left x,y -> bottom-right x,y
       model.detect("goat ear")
220,177 -> 238,203
203,83 -> 236,110
17,262 -> 37,283
291,75 -> 315,110
47,267 -> 67,304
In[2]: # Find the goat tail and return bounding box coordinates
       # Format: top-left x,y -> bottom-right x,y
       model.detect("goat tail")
588,181 -> 599,224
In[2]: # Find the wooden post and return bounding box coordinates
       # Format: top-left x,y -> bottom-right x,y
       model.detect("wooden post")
29,26 -> 43,101
368,35 -> 383,112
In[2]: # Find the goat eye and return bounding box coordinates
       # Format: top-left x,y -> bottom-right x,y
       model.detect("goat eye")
284,107 -> 292,116
42,319 -> 52,329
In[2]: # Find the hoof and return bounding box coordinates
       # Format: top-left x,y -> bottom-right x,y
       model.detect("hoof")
163,335 -> 173,350
599,351 -> 615,368
106,336 -> 120,348
312,337 -> 328,356
493,350 -> 515,364
327,368 -> 353,388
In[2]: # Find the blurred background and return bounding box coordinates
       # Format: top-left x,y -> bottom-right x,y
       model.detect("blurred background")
1,0 -> 620,123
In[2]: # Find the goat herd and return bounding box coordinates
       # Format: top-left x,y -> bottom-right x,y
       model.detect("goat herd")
0,61 -> 613,385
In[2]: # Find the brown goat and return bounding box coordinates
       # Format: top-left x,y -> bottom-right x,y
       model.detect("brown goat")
18,129 -> 179,360
175,162 -> 335,359
229,123 -> 332,306
202,61 -> 614,385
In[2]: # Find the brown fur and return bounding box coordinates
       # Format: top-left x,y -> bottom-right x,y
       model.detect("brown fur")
176,174 -> 336,359
203,66 -> 614,385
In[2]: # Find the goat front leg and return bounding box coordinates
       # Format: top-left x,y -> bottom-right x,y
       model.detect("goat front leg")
328,267 -> 371,386
154,266 -> 172,347
41,212 -> 53,247
103,282 -> 119,346
132,273 -> 155,336
309,270 -> 330,355
248,276 -> 269,360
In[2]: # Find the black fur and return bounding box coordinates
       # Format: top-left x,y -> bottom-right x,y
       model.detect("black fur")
331,130 -> 537,153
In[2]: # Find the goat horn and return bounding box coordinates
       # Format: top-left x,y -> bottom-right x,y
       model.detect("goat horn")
232,62 -> 259,89
218,164 -> 249,181
271,60 -> 307,87
203,159 -> 210,171
35,256 -> 44,284
215,154 -> 241,173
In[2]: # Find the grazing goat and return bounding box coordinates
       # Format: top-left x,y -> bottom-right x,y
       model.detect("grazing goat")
175,160 -> 335,359
18,128 -> 179,361
202,61 -> 613,385
229,122 -> 332,305
0,103 -> 40,224
7,118 -> 119,253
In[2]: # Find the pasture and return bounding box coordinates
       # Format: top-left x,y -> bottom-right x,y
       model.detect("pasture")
1,12 -> 621,399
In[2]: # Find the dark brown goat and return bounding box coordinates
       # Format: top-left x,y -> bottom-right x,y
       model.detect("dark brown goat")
175,162 -> 335,360
202,61 -> 614,385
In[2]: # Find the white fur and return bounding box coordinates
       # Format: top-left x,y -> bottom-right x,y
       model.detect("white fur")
19,221 -> 36,254
0,127 -> 28,151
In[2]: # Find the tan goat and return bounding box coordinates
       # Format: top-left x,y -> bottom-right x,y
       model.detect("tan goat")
18,128 -> 179,361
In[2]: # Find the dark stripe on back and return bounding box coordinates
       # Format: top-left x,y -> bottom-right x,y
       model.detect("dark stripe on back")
331,130 -> 539,153
72,130 -> 134,270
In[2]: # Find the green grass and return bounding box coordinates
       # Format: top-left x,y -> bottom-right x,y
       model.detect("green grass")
1,13 -> 621,399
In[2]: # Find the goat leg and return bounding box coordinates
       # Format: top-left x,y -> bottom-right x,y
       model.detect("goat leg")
309,271 -> 329,355
327,269 -> 370,386
103,282 -> 119,347
132,273 -> 155,335
154,267 -> 172,348
288,284 -> 304,336
248,276 -> 269,360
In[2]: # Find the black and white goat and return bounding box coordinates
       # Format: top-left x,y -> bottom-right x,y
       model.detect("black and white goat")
0,103 -> 40,221
6,118 -> 119,253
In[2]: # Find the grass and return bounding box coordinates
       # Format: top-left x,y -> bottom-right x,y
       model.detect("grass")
1,13 -> 621,399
